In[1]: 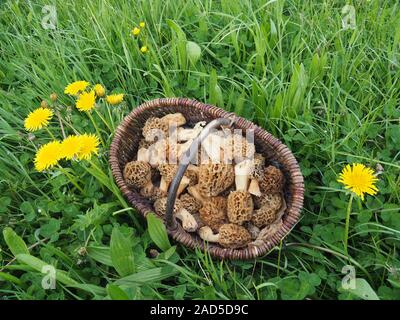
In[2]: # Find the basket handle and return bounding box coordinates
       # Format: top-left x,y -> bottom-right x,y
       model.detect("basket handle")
165,117 -> 234,230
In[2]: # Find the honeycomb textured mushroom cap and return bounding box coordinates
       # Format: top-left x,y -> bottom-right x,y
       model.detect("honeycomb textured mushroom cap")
158,163 -> 178,181
123,161 -> 151,188
142,117 -> 169,142
227,191 -> 253,225
219,223 -> 251,249
198,163 -> 234,197
153,197 -> 181,216
251,154 -> 265,180
251,205 -> 278,228
259,165 -> 285,193
149,187 -> 167,201
253,192 -> 282,209
158,163 -> 178,192
209,196 -> 227,211
199,197 -> 227,232
179,193 -> 202,214
184,166 -> 199,186
139,183 -> 155,198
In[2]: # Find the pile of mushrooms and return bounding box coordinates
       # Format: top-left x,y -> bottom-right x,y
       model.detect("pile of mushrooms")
123,113 -> 287,249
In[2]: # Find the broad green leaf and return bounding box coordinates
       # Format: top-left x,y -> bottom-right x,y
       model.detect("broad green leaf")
87,245 -> 113,266
107,284 -> 129,300
114,266 -> 177,286
345,278 -> 379,300
16,254 -> 78,287
71,283 -> 106,297
146,213 -> 171,251
209,69 -> 223,107
0,271 -> 22,285
186,41 -> 201,64
110,227 -> 136,276
3,227 -> 29,256
166,19 -> 187,70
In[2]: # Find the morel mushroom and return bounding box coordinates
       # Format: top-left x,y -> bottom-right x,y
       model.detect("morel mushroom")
227,191 -> 253,225
198,163 -> 234,197
123,161 -> 153,190
158,163 -> 178,193
187,184 -> 208,203
253,192 -> 282,210
259,165 -> 285,193
199,196 -> 227,232
161,112 -> 186,127
234,159 -> 254,191
184,165 -> 199,186
248,154 -> 265,197
251,205 -> 279,228
179,193 -> 202,214
142,117 -> 169,142
198,224 -> 251,249
177,175 -> 190,196
219,223 -> 251,248
198,226 -> 219,243
153,197 -> 198,232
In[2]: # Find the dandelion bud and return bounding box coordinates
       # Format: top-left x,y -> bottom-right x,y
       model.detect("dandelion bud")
94,84 -> 106,97
140,46 -> 148,53
50,93 -> 58,101
139,22 -> 145,28
40,100 -> 49,108
28,133 -> 36,141
77,247 -> 87,256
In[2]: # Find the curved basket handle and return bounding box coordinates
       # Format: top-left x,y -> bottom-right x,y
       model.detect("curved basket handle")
165,117 -> 234,230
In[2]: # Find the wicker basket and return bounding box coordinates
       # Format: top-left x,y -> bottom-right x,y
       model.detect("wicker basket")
109,98 -> 304,260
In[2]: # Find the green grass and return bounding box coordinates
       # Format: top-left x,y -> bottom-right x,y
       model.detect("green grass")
0,0 -> 400,300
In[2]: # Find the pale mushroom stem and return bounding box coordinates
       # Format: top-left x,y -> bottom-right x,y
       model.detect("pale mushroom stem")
198,226 -> 220,242
187,185 -> 207,204
234,159 -> 253,191
176,176 -> 190,196
248,179 -> 262,197
137,147 -> 150,162
175,208 -> 198,232
159,177 -> 169,193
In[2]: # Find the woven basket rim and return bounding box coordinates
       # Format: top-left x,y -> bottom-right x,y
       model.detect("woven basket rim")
109,97 -> 304,260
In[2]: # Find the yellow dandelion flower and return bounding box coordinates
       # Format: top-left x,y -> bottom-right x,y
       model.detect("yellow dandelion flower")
64,81 -> 90,95
94,84 -> 106,97
60,135 -> 83,160
34,141 -> 62,172
24,107 -> 53,132
77,134 -> 100,160
140,46 -> 148,53
139,22 -> 145,28
106,93 -> 124,105
337,163 -> 379,200
131,27 -> 140,36
76,90 -> 96,111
